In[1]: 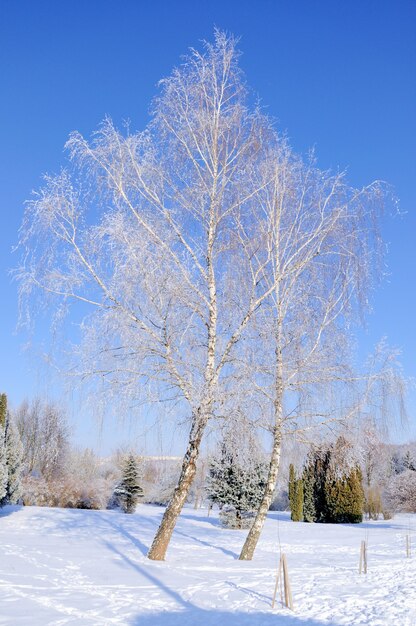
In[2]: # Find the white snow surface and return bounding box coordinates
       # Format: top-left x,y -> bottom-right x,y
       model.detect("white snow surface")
0,504 -> 415,625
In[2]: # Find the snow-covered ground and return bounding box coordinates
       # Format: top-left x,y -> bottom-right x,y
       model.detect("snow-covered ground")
0,504 -> 415,625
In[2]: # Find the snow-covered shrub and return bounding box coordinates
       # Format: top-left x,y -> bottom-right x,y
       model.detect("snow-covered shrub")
21,448 -> 116,509
385,470 -> 416,513
58,475 -> 113,510
59,449 -> 116,509
21,476 -> 51,506
20,475 -> 53,506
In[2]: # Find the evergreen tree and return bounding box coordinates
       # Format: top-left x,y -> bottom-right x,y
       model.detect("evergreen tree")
292,478 -> 304,522
312,448 -> 331,523
325,466 -> 364,523
0,424 -> 7,503
302,460 -> 316,522
301,440 -> 364,524
113,454 -> 143,513
206,442 -> 267,528
1,411 -> 23,506
0,394 -> 8,503
288,464 -> 295,508
288,463 -> 304,522
403,450 -> 416,472
0,393 -> 6,428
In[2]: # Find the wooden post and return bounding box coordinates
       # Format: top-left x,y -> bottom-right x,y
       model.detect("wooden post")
406,534 -> 411,558
359,540 -> 367,574
271,556 -> 283,609
282,554 -> 293,610
272,553 -> 293,610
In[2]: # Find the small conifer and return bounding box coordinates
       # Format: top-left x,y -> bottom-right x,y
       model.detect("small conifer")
113,454 -> 143,514
206,442 -> 267,528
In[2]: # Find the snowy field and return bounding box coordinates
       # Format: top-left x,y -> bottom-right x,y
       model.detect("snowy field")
0,504 -> 415,625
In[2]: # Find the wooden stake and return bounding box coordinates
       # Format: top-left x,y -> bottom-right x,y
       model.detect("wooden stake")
282,554 -> 293,610
359,540 -> 367,574
406,534 -> 411,558
272,554 -> 293,610
271,556 -> 283,609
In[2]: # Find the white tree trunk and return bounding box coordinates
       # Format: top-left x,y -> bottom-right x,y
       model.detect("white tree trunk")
238,428 -> 282,559
147,411 -> 207,560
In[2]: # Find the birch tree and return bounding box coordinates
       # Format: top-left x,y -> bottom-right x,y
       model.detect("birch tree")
18,32 -> 278,560
236,145 -> 401,558
17,31 -> 399,561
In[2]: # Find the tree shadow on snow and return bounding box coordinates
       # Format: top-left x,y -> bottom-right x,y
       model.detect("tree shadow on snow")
179,512 -> 222,527
102,516 -> 149,556
226,580 -> 273,606
0,504 -> 23,518
128,607 -> 337,626
181,510 -> 291,526
103,543 -> 334,626
353,520 -> 410,532
103,540 -> 192,610
172,527 -> 239,559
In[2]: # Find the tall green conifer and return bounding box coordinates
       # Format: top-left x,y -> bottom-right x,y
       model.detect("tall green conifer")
302,461 -> 316,522
288,464 -> 304,521
0,394 -> 7,428
312,448 -> 331,523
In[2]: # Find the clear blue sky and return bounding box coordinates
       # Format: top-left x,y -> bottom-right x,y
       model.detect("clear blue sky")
1,0 -> 415,453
